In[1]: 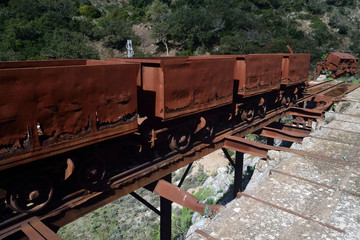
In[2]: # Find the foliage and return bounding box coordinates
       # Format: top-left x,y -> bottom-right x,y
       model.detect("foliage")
1,0 -> 360,62
58,189 -> 160,240
79,5 -> 101,18
0,0 -> 143,60
172,187 -> 216,239
42,29 -> 99,59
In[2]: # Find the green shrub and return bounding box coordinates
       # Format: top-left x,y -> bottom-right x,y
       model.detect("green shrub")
79,5 -> 101,18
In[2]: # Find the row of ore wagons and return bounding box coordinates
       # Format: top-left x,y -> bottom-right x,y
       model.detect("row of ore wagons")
0,53 -> 310,173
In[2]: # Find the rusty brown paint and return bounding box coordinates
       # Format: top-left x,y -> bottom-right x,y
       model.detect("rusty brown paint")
0,60 -> 139,170
237,54 -> 284,96
224,135 -> 360,168
260,126 -> 310,143
0,59 -> 87,69
0,104 -> 324,238
280,53 -> 311,86
317,52 -> 360,78
108,57 -> 235,121
153,179 -> 224,215
289,107 -> 323,119
188,54 -> 285,97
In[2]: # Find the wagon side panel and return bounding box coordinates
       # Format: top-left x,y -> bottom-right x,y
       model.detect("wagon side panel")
237,54 -> 283,96
287,54 -> 311,84
0,63 -> 138,168
161,59 -> 235,120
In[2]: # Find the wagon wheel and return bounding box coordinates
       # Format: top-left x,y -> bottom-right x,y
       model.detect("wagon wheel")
257,98 -> 267,118
281,95 -> 291,107
241,104 -> 255,122
169,127 -> 192,152
77,156 -> 106,189
290,93 -> 298,106
6,175 -> 54,213
200,120 -> 215,143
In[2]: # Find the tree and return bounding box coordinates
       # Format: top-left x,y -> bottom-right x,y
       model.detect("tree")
42,29 -> 99,59
146,0 -> 171,55
165,6 -> 224,53
94,17 -> 139,50
79,5 -> 101,18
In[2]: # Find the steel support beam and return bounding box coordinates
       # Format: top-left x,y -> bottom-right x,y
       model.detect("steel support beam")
224,136 -> 269,158
177,163 -> 193,188
233,152 -> 244,198
259,124 -> 311,143
154,179 -> 224,216
223,135 -> 360,168
289,107 -> 323,119
21,219 -> 62,240
222,148 -> 235,167
130,192 -> 161,216
280,123 -> 312,135
222,148 -> 243,198
160,174 -> 172,240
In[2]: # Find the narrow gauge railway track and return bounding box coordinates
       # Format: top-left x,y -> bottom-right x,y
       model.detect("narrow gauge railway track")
0,81 -> 357,239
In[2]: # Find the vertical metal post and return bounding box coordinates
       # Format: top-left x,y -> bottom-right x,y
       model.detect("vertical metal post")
160,174 -> 172,240
267,137 -> 274,146
233,152 -> 244,198
307,118 -> 313,128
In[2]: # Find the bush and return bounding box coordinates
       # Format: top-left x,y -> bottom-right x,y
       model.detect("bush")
307,0 -> 326,14
42,29 -> 99,59
79,5 -> 101,18
338,25 -> 348,35
94,17 -> 139,50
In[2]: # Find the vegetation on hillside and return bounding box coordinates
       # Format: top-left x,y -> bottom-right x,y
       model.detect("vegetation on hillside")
1,0 -> 360,66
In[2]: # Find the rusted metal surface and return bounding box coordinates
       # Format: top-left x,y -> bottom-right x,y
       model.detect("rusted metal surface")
259,125 -> 310,143
237,192 -> 345,233
236,54 -> 284,97
0,102 -> 294,240
320,83 -> 360,99
281,123 -> 312,135
305,83 -> 360,111
305,80 -> 341,94
288,107 -> 323,119
0,59 -> 86,69
1,78 -> 350,239
0,60 -> 139,171
153,180 -> 224,215
224,135 -> 360,168
186,54 -> 285,97
224,136 -> 269,158
22,219 -> 62,240
317,52 -> 360,78
280,54 -> 311,86
108,57 -> 235,121
1,53 -> 348,238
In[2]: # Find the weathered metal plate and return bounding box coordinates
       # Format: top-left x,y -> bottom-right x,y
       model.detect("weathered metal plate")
281,54 -> 311,86
318,53 -> 360,78
0,60 -> 139,169
108,57 -> 235,121
244,54 -> 283,88
161,58 -> 235,120
0,59 -> 87,69
189,54 -> 284,97
326,52 -> 359,65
